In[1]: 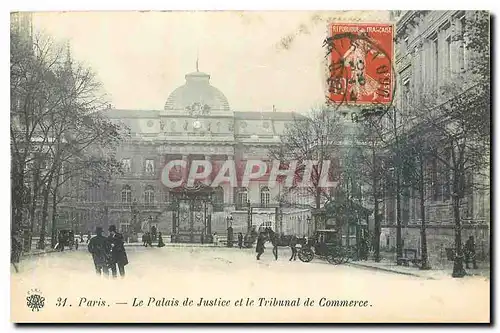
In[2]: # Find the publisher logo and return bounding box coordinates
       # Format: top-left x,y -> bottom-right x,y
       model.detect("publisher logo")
26,289 -> 45,312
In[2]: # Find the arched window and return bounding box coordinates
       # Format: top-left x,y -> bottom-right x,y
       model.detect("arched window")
238,188 -> 248,208
121,185 -> 132,203
260,186 -> 270,207
144,185 -> 155,204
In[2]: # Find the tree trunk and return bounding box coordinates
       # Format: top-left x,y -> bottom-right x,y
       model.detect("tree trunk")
395,171 -> 403,264
315,188 -> 321,209
28,165 -> 40,251
50,187 -> 58,248
50,165 -> 62,248
37,172 -> 54,250
372,146 -> 381,262
452,194 -> 466,277
11,163 -> 24,235
419,157 -> 431,270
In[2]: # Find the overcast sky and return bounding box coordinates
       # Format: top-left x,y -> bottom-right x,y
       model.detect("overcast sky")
32,11 -> 390,113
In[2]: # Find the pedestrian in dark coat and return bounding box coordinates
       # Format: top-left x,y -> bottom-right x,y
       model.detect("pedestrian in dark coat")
57,231 -> 65,252
238,233 -> 243,249
87,231 -> 91,244
88,227 -> 111,276
158,232 -> 165,248
289,235 -> 298,261
359,237 -> 369,261
256,233 -> 265,260
147,232 -> 153,247
464,236 -> 478,269
108,225 -> 128,278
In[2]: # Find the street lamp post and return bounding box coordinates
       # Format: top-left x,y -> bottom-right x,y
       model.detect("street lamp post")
226,214 -> 233,248
306,216 -> 311,237
246,200 -> 252,233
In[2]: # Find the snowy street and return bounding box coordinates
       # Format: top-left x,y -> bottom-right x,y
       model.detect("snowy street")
11,246 -> 490,323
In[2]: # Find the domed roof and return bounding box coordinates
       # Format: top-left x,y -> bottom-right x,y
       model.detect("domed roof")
164,70 -> 230,112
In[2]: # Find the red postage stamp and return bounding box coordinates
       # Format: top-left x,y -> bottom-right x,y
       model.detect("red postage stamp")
325,22 -> 395,106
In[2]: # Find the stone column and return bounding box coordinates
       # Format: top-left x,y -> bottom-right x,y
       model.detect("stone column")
413,41 -> 423,99
464,11 -> 475,72
182,154 -> 189,182
438,28 -> 447,90
450,19 -> 459,78
226,155 -> 234,206
454,16 -> 465,73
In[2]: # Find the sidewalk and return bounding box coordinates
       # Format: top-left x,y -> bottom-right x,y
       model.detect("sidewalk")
21,248 -> 57,257
123,242 -> 237,248
348,258 -> 490,280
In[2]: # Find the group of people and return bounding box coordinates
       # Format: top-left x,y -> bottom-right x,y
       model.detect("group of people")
87,225 -> 129,278
142,231 -> 165,248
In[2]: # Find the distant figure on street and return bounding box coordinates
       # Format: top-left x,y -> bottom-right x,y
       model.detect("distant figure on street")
256,233 -> 265,260
57,231 -> 65,252
289,235 -> 298,261
108,225 -> 129,278
147,232 -> 153,247
151,226 -> 157,242
86,231 -> 91,244
238,233 -> 243,249
158,232 -> 165,248
213,232 -> 219,246
80,232 -> 84,243
359,236 -> 369,261
464,236 -> 478,269
88,227 -> 111,276
143,232 -> 150,247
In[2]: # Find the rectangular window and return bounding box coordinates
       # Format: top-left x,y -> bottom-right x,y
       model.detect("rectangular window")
145,159 -> 155,174
122,158 -> 131,173
403,78 -> 411,110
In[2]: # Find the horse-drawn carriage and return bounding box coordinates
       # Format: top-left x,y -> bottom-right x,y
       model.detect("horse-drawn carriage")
55,229 -> 78,251
298,229 -> 354,265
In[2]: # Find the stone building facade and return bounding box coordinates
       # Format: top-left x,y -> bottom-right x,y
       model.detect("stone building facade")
58,69 -> 313,241
379,10 -> 490,264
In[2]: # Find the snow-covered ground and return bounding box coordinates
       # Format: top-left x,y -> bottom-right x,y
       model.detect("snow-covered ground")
11,246 -> 490,323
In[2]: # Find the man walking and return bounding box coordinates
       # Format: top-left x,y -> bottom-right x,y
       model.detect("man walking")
238,232 -> 243,249
256,233 -> 265,260
289,235 -> 298,261
464,236 -> 478,269
88,227 -> 111,276
108,225 -> 129,278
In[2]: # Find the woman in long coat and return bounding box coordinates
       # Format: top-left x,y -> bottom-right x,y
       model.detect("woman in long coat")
108,225 -> 129,278
256,233 -> 265,260
157,232 -> 165,248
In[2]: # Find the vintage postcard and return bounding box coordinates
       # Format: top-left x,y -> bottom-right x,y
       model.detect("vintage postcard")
10,10 -> 490,323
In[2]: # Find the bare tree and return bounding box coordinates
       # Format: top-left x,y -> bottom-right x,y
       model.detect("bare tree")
11,28 -> 127,250
269,105 -> 344,212
404,12 -> 490,277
